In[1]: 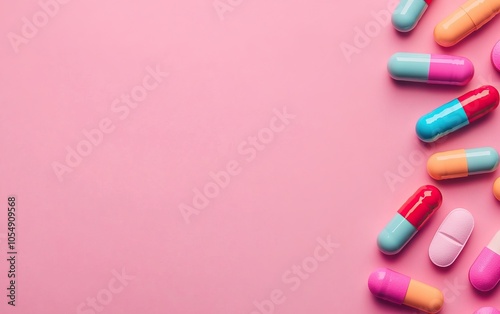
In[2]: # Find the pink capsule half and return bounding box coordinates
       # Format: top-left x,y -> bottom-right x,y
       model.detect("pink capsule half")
469,230 -> 500,291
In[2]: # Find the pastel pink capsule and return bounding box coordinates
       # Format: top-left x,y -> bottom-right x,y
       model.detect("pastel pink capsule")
429,208 -> 474,267
469,230 -> 500,291
474,307 -> 500,314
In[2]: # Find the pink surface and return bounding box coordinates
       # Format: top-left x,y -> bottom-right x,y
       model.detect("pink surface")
1,0 -> 500,313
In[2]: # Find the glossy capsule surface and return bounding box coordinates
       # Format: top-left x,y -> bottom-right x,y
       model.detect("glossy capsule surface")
469,230 -> 500,292
388,53 -> 474,85
434,0 -> 500,47
494,177 -> 500,201
493,41 -> 500,72
378,185 -> 442,255
416,85 -> 499,143
427,147 -> 499,180
369,268 -> 444,313
392,0 -> 432,32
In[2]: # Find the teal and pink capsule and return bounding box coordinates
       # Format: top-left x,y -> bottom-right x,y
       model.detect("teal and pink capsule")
392,0 -> 432,32
388,53 -> 474,85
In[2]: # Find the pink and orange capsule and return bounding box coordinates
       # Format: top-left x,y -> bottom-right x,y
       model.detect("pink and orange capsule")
369,268 -> 444,313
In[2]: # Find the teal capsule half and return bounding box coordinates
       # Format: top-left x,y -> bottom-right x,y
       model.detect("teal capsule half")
377,214 -> 417,254
392,0 -> 430,32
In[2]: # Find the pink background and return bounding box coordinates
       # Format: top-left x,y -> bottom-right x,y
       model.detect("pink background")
1,0 -> 500,313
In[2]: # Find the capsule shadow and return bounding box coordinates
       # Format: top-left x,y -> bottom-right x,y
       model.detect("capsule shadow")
393,28 -> 412,39
388,76 -> 471,93
428,254 -> 458,274
368,293 -> 422,313
493,69 -> 500,80
470,284 -> 500,300
432,170 -> 497,189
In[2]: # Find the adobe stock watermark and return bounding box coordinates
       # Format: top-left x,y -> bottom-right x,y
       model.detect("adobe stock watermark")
213,0 -> 246,21
179,107 -> 295,224
51,64 -> 169,182
441,276 -> 467,305
477,73 -> 500,86
7,0 -> 72,53
384,137 -> 449,193
340,0 -> 398,64
249,235 -> 340,314
76,267 -> 135,314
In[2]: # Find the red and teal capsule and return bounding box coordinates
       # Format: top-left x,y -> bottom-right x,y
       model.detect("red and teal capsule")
416,86 -> 499,143
378,185 -> 442,255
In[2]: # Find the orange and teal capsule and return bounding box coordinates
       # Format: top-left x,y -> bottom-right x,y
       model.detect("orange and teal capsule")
416,86 -> 499,142
427,147 -> 499,180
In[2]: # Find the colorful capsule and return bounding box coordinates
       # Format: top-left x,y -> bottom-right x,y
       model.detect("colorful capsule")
368,268 -> 444,313
494,177 -> 500,201
474,308 -> 500,314
434,0 -> 500,47
378,185 -> 442,255
427,147 -> 499,180
469,230 -> 500,292
388,53 -> 474,86
392,0 -> 432,32
493,41 -> 500,72
429,208 -> 474,267
416,85 -> 499,143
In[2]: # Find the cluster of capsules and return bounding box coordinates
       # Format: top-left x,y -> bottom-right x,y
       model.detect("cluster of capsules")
368,0 -> 500,313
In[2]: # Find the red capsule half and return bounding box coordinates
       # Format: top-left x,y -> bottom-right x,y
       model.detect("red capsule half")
459,85 -> 500,123
398,185 -> 443,229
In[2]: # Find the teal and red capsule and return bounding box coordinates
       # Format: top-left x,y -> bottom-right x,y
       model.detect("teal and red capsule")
416,86 -> 499,143
378,185 -> 442,255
